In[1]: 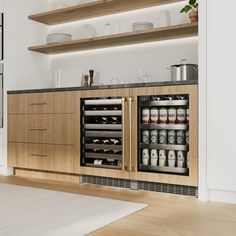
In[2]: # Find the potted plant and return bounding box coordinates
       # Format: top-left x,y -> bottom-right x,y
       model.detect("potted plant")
180,0 -> 198,23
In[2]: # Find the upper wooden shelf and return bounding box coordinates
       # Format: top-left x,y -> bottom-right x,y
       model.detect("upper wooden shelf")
28,23 -> 198,55
28,0 -> 183,25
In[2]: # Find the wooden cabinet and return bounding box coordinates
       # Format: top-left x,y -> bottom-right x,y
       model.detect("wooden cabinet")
8,92 -> 78,173
8,85 -> 198,187
8,92 -> 75,114
129,85 -> 198,186
74,85 -> 198,186
8,143 -> 74,173
8,114 -> 74,145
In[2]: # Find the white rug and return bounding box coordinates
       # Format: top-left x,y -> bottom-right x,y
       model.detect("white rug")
0,183 -> 146,236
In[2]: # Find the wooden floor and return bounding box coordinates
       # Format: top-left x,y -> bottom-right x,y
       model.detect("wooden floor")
0,176 -> 236,236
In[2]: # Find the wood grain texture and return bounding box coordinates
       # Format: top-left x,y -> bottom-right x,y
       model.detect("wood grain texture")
8,92 -> 76,114
28,0 -> 183,25
8,86 -> 198,186
28,23 -> 198,55
8,92 -> 79,173
8,114 -> 75,145
129,85 -> 198,186
0,176 -> 236,236
8,143 -> 75,173
13,169 -> 80,183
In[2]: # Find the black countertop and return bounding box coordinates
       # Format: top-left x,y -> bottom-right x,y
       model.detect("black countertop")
7,80 -> 198,94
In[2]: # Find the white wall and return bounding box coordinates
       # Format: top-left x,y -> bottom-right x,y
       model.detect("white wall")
207,0 -> 236,204
4,0 -> 51,91
49,1 -> 198,86
0,0 -> 51,175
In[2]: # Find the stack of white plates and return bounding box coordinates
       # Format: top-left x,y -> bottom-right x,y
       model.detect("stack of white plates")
132,22 -> 154,32
75,24 -> 97,40
47,33 -> 72,44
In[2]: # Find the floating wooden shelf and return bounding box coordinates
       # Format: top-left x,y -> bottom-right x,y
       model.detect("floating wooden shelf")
28,23 -> 198,55
29,0 -> 183,25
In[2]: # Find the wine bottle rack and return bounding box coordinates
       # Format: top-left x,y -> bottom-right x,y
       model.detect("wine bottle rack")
81,97 -> 123,170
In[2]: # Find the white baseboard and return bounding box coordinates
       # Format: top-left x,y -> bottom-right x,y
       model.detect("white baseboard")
0,166 -> 13,176
208,189 -> 236,204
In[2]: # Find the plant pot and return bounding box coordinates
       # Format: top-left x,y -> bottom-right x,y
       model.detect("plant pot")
189,11 -> 198,23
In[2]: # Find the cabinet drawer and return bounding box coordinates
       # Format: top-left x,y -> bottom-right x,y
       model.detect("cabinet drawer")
8,92 -> 75,114
53,145 -> 74,173
8,143 -> 53,171
8,142 -> 75,173
8,114 -> 75,145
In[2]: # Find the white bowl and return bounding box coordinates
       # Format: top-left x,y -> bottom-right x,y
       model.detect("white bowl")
132,22 -> 154,32
47,33 -> 72,44
75,24 -> 97,40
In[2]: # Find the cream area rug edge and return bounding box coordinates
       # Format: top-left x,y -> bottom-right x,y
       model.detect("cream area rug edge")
0,183 -> 147,236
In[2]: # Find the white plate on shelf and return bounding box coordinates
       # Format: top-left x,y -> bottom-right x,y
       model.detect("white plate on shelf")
74,24 -> 97,40
47,33 -> 72,44
132,22 -> 154,32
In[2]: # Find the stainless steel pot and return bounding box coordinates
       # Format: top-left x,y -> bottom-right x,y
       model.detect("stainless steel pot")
168,59 -> 198,81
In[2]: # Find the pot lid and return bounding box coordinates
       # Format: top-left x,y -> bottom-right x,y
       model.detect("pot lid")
171,64 -> 198,67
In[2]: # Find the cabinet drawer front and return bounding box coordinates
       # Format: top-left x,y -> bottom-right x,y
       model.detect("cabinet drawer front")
8,143 -> 53,171
8,114 -> 74,145
8,92 -> 75,114
8,114 -> 53,143
53,145 -> 74,173
27,144 -> 53,170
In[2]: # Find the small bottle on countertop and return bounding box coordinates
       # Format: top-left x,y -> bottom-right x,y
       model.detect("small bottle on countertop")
89,70 -> 95,86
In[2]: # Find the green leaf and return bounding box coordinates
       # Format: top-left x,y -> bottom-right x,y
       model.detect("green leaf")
180,5 -> 192,13
189,0 -> 196,5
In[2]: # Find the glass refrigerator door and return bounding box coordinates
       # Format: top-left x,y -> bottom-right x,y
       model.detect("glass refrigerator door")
80,97 -> 124,170
138,94 -> 190,176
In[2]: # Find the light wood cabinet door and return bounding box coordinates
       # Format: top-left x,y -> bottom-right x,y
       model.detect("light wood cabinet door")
8,142 -> 28,168
8,114 -> 75,145
53,145 -> 74,173
8,92 -> 76,114
8,142 -> 75,173
27,144 -> 53,171
8,143 -> 53,171
129,85 -> 198,187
